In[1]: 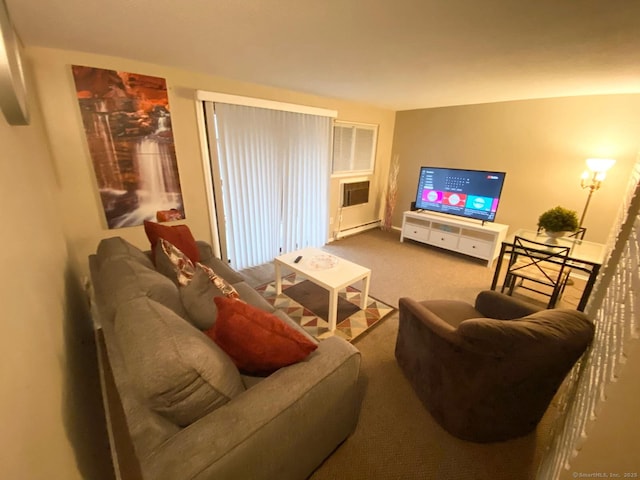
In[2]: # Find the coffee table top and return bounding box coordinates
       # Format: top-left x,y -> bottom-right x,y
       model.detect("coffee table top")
274,247 -> 370,290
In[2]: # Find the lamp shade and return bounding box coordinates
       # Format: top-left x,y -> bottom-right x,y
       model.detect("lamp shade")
585,158 -> 616,173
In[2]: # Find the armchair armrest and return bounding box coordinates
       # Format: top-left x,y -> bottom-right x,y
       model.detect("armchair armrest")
474,290 -> 542,320
398,297 -> 464,346
142,336 -> 361,480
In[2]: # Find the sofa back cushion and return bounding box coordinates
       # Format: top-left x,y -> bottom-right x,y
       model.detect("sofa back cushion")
98,256 -> 187,320
96,236 -> 154,270
115,297 -> 245,427
199,256 -> 245,284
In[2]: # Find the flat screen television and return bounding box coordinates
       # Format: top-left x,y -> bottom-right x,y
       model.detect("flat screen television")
413,166 -> 506,223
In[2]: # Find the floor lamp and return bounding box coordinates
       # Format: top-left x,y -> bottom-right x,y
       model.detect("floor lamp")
579,158 -> 616,230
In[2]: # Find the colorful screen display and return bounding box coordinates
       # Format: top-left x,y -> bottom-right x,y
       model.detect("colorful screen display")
414,167 -> 506,222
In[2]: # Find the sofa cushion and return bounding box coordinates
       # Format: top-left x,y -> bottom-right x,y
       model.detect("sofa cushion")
196,262 -> 240,299
199,256 -> 245,284
115,297 -> 245,427
233,282 -> 277,312
179,263 -> 243,330
98,256 -> 186,319
208,296 -> 318,375
96,236 -> 154,270
180,267 -> 224,330
144,220 -> 200,264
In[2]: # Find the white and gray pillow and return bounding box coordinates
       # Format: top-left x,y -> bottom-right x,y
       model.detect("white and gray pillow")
156,238 -> 196,286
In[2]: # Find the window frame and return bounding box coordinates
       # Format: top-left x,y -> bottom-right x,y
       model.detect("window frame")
331,121 -> 378,177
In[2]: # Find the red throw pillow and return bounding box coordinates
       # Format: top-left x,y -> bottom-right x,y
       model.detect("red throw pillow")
144,220 -> 200,264
208,297 -> 318,374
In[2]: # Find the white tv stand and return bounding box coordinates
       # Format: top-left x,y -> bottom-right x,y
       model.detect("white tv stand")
400,210 -> 508,267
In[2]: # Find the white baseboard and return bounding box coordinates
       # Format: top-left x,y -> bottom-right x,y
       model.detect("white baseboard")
329,220 -> 381,242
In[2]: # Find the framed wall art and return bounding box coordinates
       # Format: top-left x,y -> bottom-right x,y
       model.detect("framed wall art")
71,65 -> 185,228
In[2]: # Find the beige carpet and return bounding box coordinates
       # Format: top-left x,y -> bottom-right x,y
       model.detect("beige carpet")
241,228 -> 584,311
240,228 -> 581,480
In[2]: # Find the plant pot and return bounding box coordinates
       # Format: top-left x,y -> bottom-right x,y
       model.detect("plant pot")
545,231 -> 566,244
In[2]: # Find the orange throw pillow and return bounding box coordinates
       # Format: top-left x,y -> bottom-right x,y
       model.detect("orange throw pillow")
144,220 -> 200,264
208,297 -> 318,375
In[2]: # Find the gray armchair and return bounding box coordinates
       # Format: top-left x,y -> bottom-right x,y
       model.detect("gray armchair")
394,290 -> 594,442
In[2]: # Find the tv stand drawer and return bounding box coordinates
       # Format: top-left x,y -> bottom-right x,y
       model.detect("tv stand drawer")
458,237 -> 492,259
402,224 -> 430,243
427,231 -> 458,250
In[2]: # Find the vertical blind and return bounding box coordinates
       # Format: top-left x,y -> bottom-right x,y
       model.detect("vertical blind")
213,102 -> 332,270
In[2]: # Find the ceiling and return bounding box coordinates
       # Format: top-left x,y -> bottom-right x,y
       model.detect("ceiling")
7,0 -> 640,111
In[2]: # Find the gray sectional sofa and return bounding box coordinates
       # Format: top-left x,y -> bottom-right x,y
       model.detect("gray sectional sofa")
89,236 -> 362,480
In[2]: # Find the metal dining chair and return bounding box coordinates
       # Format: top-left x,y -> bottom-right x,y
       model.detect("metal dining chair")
536,226 -> 587,288
501,235 -> 572,308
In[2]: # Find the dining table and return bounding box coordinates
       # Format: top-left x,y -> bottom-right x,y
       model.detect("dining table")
490,229 -> 608,311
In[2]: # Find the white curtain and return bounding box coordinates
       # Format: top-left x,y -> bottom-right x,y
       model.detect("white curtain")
213,103 -> 332,270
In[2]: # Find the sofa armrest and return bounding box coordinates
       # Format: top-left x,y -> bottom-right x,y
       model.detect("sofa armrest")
474,290 -> 542,320
142,336 -> 361,480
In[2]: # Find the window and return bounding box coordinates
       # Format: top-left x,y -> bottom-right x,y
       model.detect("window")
332,122 -> 378,175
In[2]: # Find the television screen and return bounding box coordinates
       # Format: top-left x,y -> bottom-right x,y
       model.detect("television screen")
414,167 -> 506,222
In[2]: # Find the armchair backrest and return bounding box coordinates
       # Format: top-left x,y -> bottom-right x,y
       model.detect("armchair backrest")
457,308 -> 595,357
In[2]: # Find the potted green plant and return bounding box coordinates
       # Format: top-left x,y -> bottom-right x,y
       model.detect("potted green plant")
537,206 -> 579,238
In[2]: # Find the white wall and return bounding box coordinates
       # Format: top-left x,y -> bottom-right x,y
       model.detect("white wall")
0,74 -> 112,478
392,96 -> 640,243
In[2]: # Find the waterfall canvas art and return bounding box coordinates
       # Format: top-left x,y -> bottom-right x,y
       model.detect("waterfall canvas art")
71,65 -> 185,229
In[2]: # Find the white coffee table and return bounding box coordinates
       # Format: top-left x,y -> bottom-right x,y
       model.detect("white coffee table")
274,247 -> 371,332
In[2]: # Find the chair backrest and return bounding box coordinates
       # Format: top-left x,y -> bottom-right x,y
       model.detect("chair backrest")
507,235 -> 571,286
568,227 -> 587,240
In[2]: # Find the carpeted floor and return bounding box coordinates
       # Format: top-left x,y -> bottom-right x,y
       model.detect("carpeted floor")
240,228 -> 582,480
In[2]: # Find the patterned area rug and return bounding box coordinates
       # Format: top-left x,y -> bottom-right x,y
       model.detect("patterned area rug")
256,273 -> 396,342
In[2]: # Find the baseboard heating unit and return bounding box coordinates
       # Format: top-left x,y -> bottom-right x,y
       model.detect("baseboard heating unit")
334,220 -> 381,240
